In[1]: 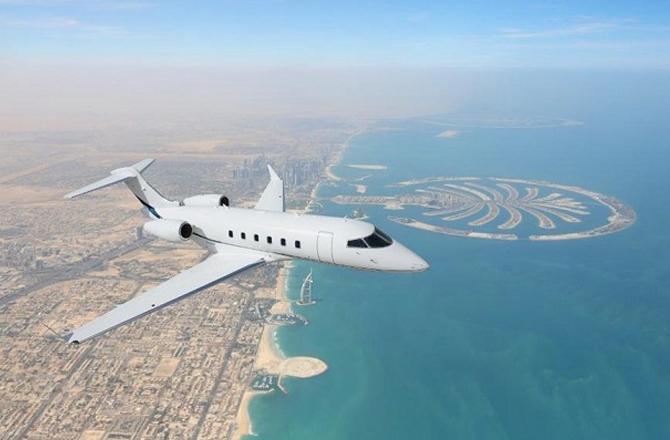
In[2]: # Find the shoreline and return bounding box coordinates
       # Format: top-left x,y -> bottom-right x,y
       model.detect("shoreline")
231,265 -> 290,440
256,263 -> 292,371
233,390 -> 263,439
231,131 -> 358,440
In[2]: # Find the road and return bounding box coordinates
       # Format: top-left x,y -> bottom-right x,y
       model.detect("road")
0,237 -> 152,308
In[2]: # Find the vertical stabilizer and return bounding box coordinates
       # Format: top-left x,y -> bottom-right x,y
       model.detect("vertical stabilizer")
254,164 -> 285,212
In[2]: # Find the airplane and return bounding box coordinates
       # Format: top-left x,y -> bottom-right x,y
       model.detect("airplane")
64,159 -> 429,344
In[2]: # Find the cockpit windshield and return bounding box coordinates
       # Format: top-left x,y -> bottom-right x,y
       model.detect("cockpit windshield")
347,238 -> 367,248
347,227 -> 393,248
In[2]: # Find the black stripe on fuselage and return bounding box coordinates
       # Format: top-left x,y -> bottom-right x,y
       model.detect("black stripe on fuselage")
134,195 -> 162,219
193,231 -> 224,244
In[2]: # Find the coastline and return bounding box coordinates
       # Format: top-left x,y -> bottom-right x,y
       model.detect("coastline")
256,264 -> 292,372
231,132 -> 357,440
225,115 -> 660,440
231,265 -> 290,440
234,390 -> 263,439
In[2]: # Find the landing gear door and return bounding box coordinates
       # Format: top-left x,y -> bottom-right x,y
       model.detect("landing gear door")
317,231 -> 335,264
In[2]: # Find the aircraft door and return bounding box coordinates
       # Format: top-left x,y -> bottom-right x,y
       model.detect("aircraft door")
316,231 -> 335,263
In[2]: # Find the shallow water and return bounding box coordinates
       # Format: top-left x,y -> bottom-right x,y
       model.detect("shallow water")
248,108 -> 670,440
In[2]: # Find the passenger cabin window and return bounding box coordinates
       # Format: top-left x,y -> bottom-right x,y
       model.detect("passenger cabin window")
267,236 -> 272,244
347,227 -> 393,249
254,234 -> 259,242
295,240 -> 301,249
280,238 -> 286,246
241,232 -> 246,239
228,230 -> 233,238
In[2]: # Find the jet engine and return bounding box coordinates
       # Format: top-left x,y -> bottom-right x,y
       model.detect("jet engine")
143,219 -> 193,242
181,194 -> 230,207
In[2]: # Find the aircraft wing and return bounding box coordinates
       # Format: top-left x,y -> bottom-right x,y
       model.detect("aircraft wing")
255,164 -> 284,212
68,251 -> 265,343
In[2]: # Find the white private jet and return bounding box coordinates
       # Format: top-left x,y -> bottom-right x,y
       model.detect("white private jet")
64,159 -> 429,344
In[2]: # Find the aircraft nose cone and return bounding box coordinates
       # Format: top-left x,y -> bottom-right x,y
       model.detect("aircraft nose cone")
387,241 -> 430,272
411,255 -> 430,272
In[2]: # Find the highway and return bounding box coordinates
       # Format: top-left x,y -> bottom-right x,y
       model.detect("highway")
190,289 -> 253,440
0,237 -> 152,308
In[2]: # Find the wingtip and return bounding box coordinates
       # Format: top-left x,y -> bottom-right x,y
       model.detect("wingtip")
131,158 -> 156,174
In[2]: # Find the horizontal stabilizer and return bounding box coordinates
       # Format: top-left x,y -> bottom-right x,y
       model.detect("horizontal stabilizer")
64,158 -> 155,199
64,169 -> 135,199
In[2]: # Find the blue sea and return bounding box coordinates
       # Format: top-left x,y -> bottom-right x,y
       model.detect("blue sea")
247,103 -> 670,439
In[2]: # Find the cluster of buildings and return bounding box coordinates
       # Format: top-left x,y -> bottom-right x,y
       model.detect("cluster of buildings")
0,122 -> 356,439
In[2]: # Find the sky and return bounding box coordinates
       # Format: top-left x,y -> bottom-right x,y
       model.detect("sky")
2,0 -> 670,69
1,1 -> 669,131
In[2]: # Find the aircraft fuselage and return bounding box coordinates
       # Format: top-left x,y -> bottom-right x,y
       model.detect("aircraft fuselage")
157,206 -> 429,272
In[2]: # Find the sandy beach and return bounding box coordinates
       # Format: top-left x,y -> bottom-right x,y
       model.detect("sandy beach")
231,265 -> 290,440
347,163 -> 388,170
233,390 -> 262,439
256,265 -> 291,371
232,131 -> 357,440
325,163 -> 343,181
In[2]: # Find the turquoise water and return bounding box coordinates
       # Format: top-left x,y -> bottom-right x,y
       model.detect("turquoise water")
247,107 -> 670,439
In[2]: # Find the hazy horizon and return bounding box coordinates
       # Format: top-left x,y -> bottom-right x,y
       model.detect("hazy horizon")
2,64 -> 668,132
2,1 -> 670,131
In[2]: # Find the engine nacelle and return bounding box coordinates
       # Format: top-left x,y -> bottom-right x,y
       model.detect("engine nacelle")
181,194 -> 229,207
143,219 -> 193,242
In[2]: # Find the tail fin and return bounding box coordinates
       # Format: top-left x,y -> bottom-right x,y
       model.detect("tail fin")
254,164 -> 284,212
65,159 -> 177,217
